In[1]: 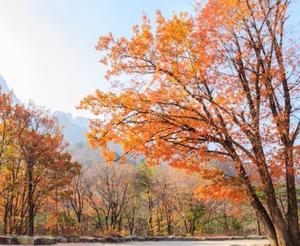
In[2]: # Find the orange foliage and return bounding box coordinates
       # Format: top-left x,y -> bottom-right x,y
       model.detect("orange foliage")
0,91 -> 80,235
80,1 -> 300,244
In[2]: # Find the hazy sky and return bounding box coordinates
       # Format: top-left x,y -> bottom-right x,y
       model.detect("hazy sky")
0,0 -> 299,116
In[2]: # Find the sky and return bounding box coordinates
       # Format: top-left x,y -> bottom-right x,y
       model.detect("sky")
0,0 -> 299,117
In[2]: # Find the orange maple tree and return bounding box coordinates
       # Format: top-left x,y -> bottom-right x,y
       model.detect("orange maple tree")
80,1 -> 300,245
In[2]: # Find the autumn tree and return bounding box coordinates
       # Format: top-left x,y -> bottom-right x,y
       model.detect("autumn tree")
0,91 -> 22,234
80,0 -> 300,245
37,152 -> 80,235
152,166 -> 178,235
67,169 -> 89,234
87,163 -> 132,233
0,91 -> 86,236
172,172 -> 206,236
134,162 -> 156,235
0,90 -> 80,236
15,106 -> 68,235
0,90 -> 17,168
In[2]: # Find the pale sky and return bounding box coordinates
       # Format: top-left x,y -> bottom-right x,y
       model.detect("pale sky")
0,0 -> 299,117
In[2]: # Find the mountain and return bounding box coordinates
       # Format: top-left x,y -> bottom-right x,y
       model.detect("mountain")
0,75 -> 21,104
0,74 -> 123,166
0,74 -> 89,145
53,111 -> 89,145
73,116 -> 90,129
68,142 -> 103,166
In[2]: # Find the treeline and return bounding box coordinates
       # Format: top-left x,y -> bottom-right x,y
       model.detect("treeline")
65,163 -> 259,237
0,90 -> 258,237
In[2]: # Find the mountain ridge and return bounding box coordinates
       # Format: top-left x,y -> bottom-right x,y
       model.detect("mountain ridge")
0,74 -> 89,145
0,75 -> 21,104
0,74 -> 125,165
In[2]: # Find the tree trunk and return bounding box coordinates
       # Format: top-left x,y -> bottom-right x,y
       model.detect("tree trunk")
27,161 -> 34,236
156,207 -> 161,234
3,201 -> 8,235
226,144 -> 298,246
255,211 -> 262,236
247,178 -> 299,246
147,191 -> 154,235
285,147 -> 300,244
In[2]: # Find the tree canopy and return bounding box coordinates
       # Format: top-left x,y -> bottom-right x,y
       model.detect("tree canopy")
80,1 -> 300,245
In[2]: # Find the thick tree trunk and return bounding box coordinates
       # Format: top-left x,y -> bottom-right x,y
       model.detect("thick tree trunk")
246,176 -> 299,246
251,195 -> 299,246
285,148 -> 300,244
225,141 -> 298,246
250,196 -> 278,246
262,4 -> 300,242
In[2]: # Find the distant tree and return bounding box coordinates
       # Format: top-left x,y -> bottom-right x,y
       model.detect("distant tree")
134,163 -> 155,235
87,163 -> 132,233
67,169 -> 89,234
173,173 -> 206,236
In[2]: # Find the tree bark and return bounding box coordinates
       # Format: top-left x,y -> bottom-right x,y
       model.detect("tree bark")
27,161 -> 34,236
285,147 -> 300,244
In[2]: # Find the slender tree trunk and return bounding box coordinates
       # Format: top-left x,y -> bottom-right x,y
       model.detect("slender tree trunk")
190,221 -> 195,236
156,208 -> 161,235
55,188 -> 59,236
118,218 -> 122,233
3,201 -> 8,235
95,210 -> 103,232
27,161 -> 34,236
255,211 -> 262,236
147,191 -> 154,235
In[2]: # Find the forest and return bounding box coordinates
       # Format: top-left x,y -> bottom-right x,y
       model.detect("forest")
0,91 -> 259,237
0,0 -> 300,246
